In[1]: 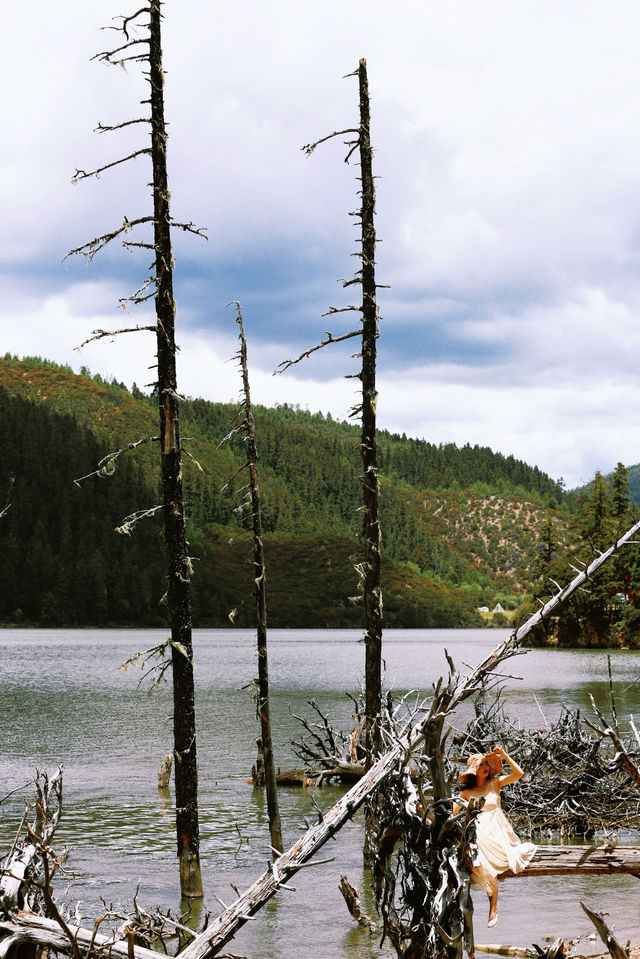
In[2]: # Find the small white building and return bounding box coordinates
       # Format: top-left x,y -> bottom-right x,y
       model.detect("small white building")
492,603 -> 505,613
477,605 -> 490,613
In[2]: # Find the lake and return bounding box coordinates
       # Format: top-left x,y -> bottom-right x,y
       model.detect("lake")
1,627 -> 639,957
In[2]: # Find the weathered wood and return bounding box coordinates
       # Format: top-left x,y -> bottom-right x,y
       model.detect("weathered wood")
501,844 -> 640,878
357,57 -> 384,766
474,946 -> 538,958
338,875 -> 377,931
580,902 -> 629,959
0,769 -> 63,916
233,305 -> 283,856
148,0 -> 203,899
0,914 -> 158,959
157,754 -> 172,790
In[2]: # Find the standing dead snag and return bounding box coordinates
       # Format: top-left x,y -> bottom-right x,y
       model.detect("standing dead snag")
279,59 -> 385,766
148,0 -> 202,899
65,2 -> 206,898
357,59 -> 384,766
231,303 -> 283,855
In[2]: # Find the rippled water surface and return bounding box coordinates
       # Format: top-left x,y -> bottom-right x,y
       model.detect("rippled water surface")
1,628 -> 639,956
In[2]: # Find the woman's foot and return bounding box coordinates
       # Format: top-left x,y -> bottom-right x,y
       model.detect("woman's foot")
487,912 -> 498,928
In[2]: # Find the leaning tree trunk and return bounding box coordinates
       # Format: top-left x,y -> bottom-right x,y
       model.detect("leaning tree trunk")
235,305 -> 283,855
149,0 -> 202,898
357,58 -> 383,766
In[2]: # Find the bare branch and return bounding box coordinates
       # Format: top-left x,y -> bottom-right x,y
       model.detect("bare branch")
182,448 -> 205,473
275,328 -> 363,374
585,694 -> 640,789
63,216 -> 154,261
301,128 -> 359,157
119,277 -> 157,308
170,220 -> 209,240
121,241 -> 156,250
95,118 -> 151,134
73,435 -> 159,485
117,8 -> 151,40
72,148 -> 152,183
116,505 -> 164,535
321,305 -> 362,316
75,323 -> 157,349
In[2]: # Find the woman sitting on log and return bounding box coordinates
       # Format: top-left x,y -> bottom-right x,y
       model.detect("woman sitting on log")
457,746 -> 537,928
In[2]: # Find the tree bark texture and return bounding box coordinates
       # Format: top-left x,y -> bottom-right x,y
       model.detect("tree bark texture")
235,306 -> 283,854
149,0 -> 202,898
506,844 -> 640,877
357,58 -> 383,765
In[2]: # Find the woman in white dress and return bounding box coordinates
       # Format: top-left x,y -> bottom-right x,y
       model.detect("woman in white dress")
458,746 -> 536,927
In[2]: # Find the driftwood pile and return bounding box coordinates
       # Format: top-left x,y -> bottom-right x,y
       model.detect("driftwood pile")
286,694 -> 368,783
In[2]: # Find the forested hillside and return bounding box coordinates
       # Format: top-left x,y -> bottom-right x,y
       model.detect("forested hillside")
0,355 -> 570,629
522,465 -> 640,648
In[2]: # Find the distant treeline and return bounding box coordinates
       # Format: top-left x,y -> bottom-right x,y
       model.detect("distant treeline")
0,356 -> 568,629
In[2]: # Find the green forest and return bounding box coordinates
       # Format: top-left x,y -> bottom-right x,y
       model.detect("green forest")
1,354 -> 638,643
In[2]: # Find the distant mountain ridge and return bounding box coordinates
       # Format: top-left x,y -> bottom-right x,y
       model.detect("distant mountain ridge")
0,354 -> 572,628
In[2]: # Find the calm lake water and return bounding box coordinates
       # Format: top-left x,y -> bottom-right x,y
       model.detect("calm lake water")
1,627 -> 639,956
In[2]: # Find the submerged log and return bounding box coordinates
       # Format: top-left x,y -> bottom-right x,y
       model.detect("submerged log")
338,875 -> 377,931
157,754 -> 172,790
501,844 -> 640,878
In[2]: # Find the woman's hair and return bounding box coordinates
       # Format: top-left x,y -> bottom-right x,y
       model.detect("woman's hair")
459,772 -> 477,789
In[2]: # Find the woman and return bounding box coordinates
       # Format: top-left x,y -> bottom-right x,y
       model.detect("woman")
457,746 -> 536,928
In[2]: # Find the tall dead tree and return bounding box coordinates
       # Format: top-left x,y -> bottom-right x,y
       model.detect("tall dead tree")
279,58 -> 384,764
357,60 -> 383,765
230,303 -> 283,855
65,2 -> 205,897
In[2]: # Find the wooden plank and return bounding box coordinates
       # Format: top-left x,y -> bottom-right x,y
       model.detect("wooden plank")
500,845 -> 640,878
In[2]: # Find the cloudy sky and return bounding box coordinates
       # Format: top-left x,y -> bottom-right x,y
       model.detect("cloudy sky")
3,1 -> 640,488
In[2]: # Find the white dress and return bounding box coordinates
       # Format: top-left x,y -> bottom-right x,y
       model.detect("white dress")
471,784 -> 537,892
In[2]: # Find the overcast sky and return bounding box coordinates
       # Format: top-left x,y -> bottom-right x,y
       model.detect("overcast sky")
3,1 -> 640,489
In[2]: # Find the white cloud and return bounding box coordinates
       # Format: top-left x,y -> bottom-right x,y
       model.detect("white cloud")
4,0 -> 640,491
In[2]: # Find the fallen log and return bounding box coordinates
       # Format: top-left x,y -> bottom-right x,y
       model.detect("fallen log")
0,913 -> 158,959
501,844 -> 640,878
474,947 -> 538,958
274,763 -> 364,786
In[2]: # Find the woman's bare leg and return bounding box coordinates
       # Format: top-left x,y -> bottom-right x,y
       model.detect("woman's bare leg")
487,877 -> 499,926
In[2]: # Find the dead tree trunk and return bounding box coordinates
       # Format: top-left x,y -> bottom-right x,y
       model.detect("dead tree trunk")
233,303 -> 283,855
278,60 -> 385,766
357,58 -> 383,766
65,2 -> 206,899
148,0 -> 202,899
